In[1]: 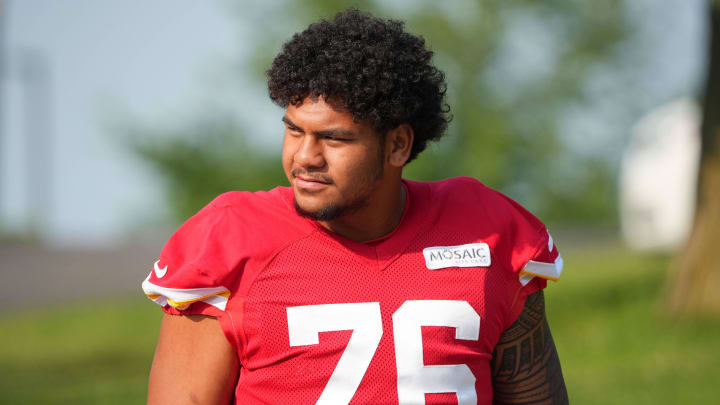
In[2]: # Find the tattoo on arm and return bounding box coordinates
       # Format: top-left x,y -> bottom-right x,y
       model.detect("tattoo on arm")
491,291 -> 569,405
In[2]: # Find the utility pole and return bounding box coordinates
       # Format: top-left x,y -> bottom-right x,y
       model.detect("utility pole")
0,0 -> 8,224
20,49 -> 52,236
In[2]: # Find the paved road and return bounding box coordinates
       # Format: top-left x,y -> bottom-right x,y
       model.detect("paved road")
0,241 -> 163,311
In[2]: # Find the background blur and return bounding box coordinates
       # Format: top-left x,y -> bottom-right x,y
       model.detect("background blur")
1,0 -> 719,403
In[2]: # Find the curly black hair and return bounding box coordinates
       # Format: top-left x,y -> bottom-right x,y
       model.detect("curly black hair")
267,8 -> 451,164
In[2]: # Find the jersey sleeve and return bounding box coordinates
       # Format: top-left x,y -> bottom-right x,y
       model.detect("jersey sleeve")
141,195 -> 241,318
497,192 -> 564,329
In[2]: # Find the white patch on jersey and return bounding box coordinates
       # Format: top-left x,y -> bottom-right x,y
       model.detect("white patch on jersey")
423,243 -> 491,270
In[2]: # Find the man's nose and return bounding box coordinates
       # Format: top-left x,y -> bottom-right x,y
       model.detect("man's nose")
295,135 -> 326,168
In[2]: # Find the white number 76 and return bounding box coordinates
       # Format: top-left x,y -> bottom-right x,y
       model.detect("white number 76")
287,300 -> 480,405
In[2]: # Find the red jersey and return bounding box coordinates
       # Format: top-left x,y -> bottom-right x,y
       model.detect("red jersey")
142,177 -> 562,405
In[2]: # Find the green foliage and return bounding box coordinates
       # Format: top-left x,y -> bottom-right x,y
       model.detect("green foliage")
130,119 -> 287,220
132,0 -> 629,223
2,245 -> 720,403
394,0 -> 627,224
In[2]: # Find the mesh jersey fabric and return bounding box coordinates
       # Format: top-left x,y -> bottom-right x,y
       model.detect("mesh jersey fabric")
142,176 -> 562,405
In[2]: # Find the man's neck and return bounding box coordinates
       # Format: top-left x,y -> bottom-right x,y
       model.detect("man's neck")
319,180 -> 406,242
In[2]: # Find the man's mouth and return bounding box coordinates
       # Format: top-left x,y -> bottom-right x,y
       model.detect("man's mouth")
292,170 -> 332,190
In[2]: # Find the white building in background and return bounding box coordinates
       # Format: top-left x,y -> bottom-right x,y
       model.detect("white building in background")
620,99 -> 701,252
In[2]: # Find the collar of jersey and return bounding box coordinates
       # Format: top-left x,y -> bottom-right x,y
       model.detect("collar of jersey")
283,179 -> 428,271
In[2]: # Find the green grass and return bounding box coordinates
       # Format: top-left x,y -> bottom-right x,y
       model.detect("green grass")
0,298 -> 161,404
547,244 -> 720,404
1,245 -> 719,404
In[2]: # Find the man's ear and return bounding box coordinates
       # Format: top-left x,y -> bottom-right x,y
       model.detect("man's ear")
385,124 -> 414,167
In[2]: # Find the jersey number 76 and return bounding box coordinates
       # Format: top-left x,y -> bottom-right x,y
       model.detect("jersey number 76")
287,300 -> 481,405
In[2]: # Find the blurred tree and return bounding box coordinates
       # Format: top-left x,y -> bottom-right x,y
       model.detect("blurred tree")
667,0 -> 720,315
130,117 -> 286,220
134,0 -> 628,223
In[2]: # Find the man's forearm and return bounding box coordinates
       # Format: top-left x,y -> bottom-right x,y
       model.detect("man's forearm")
491,291 -> 569,405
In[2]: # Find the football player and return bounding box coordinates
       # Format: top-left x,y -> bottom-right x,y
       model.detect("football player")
143,8 -> 568,405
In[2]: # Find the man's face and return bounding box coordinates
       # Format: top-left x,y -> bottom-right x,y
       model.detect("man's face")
282,97 -> 386,221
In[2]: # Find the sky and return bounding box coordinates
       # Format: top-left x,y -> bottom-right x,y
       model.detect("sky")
0,0 -> 709,247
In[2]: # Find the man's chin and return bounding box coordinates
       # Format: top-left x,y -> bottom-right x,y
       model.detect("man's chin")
293,199 -> 344,221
